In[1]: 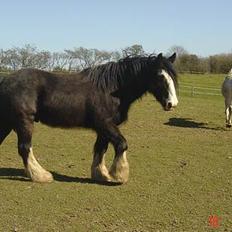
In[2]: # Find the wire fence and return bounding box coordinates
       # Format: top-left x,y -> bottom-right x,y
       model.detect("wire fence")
179,84 -> 221,96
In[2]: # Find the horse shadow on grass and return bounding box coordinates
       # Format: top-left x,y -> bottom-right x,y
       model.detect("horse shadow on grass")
0,168 -> 29,182
0,167 -> 120,186
164,117 -> 225,131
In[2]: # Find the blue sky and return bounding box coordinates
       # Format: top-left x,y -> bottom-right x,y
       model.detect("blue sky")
0,0 -> 231,56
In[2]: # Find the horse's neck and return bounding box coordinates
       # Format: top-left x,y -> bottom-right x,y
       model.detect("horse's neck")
117,78 -> 148,106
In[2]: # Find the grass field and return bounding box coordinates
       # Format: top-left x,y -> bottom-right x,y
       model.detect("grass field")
0,74 -> 231,231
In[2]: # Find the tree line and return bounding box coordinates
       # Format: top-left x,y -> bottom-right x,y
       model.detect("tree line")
168,46 -> 232,74
0,44 -> 231,74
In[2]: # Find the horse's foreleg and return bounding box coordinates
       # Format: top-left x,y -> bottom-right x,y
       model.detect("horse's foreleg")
91,135 -> 112,182
100,124 -> 129,184
16,119 -> 53,183
229,106 -> 232,127
110,149 -> 129,184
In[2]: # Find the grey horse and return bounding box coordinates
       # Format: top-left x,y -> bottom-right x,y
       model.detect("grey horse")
222,69 -> 232,127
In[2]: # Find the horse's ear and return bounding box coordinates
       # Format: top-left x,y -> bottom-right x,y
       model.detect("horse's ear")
156,53 -> 163,63
168,53 -> 176,63
157,53 -> 163,59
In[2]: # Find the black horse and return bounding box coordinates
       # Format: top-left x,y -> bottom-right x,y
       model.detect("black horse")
0,53 -> 178,184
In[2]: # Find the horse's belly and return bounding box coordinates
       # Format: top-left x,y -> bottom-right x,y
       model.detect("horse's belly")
37,104 -> 86,128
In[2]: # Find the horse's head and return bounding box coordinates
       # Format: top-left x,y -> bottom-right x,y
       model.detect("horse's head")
148,53 -> 178,111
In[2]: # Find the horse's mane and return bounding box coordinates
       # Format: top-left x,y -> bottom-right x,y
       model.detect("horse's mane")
81,55 -> 177,92
81,56 -> 154,92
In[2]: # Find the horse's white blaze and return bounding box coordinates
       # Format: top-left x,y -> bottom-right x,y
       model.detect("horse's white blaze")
26,148 -> 53,183
161,69 -> 178,107
109,151 -> 129,183
91,153 -> 112,181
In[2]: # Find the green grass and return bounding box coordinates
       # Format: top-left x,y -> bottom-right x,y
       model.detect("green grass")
179,73 -> 225,88
0,74 -> 231,231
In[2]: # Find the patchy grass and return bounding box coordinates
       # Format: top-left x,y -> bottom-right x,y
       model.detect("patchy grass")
0,74 -> 231,231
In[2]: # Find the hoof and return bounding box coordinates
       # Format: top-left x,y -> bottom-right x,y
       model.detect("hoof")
32,171 -> 54,183
26,168 -> 54,183
91,166 -> 112,183
226,124 -> 231,128
109,151 -> 129,184
26,148 -> 53,183
109,169 -> 129,184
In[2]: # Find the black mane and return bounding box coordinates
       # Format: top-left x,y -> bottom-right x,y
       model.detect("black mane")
81,55 -> 177,92
82,56 -> 155,92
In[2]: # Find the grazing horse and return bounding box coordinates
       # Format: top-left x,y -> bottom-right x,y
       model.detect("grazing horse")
222,69 -> 232,127
0,53 -> 178,183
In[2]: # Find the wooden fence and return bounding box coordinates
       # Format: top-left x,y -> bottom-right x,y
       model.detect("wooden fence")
179,84 -> 221,96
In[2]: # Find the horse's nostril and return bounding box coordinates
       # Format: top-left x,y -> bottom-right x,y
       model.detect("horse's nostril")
167,102 -> 172,109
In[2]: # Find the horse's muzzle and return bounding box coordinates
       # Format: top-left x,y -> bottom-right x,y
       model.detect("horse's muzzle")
164,101 -> 178,111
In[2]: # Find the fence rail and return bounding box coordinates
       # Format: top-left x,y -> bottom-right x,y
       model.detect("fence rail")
179,84 -> 221,96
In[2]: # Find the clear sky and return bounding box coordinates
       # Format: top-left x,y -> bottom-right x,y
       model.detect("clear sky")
0,0 -> 231,56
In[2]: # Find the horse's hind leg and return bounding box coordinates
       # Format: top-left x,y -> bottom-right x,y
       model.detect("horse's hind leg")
16,118 -> 53,183
91,135 -> 112,182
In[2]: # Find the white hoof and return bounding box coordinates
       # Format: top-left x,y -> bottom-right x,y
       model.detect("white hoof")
26,148 -> 53,183
91,164 -> 112,182
26,169 -> 54,183
109,152 -> 129,184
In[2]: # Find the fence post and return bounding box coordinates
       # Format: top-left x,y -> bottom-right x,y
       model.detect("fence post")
191,86 -> 194,96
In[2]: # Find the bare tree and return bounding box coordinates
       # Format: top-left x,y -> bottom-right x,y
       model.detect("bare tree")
65,47 -> 115,70
50,52 -> 70,71
3,48 -> 21,71
2,44 -> 43,70
122,44 -> 145,57
17,44 -> 38,68
0,49 -> 6,70
64,49 -> 77,71
168,45 -> 188,57
33,51 -> 52,70
111,51 -> 122,61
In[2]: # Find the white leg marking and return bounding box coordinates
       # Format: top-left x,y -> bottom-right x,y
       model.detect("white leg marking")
229,107 -> 232,126
226,107 -> 230,124
225,106 -> 232,127
109,151 -> 129,184
91,153 -> 112,182
26,148 -> 53,183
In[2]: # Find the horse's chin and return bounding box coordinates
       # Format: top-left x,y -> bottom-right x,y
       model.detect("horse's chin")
163,106 -> 174,111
